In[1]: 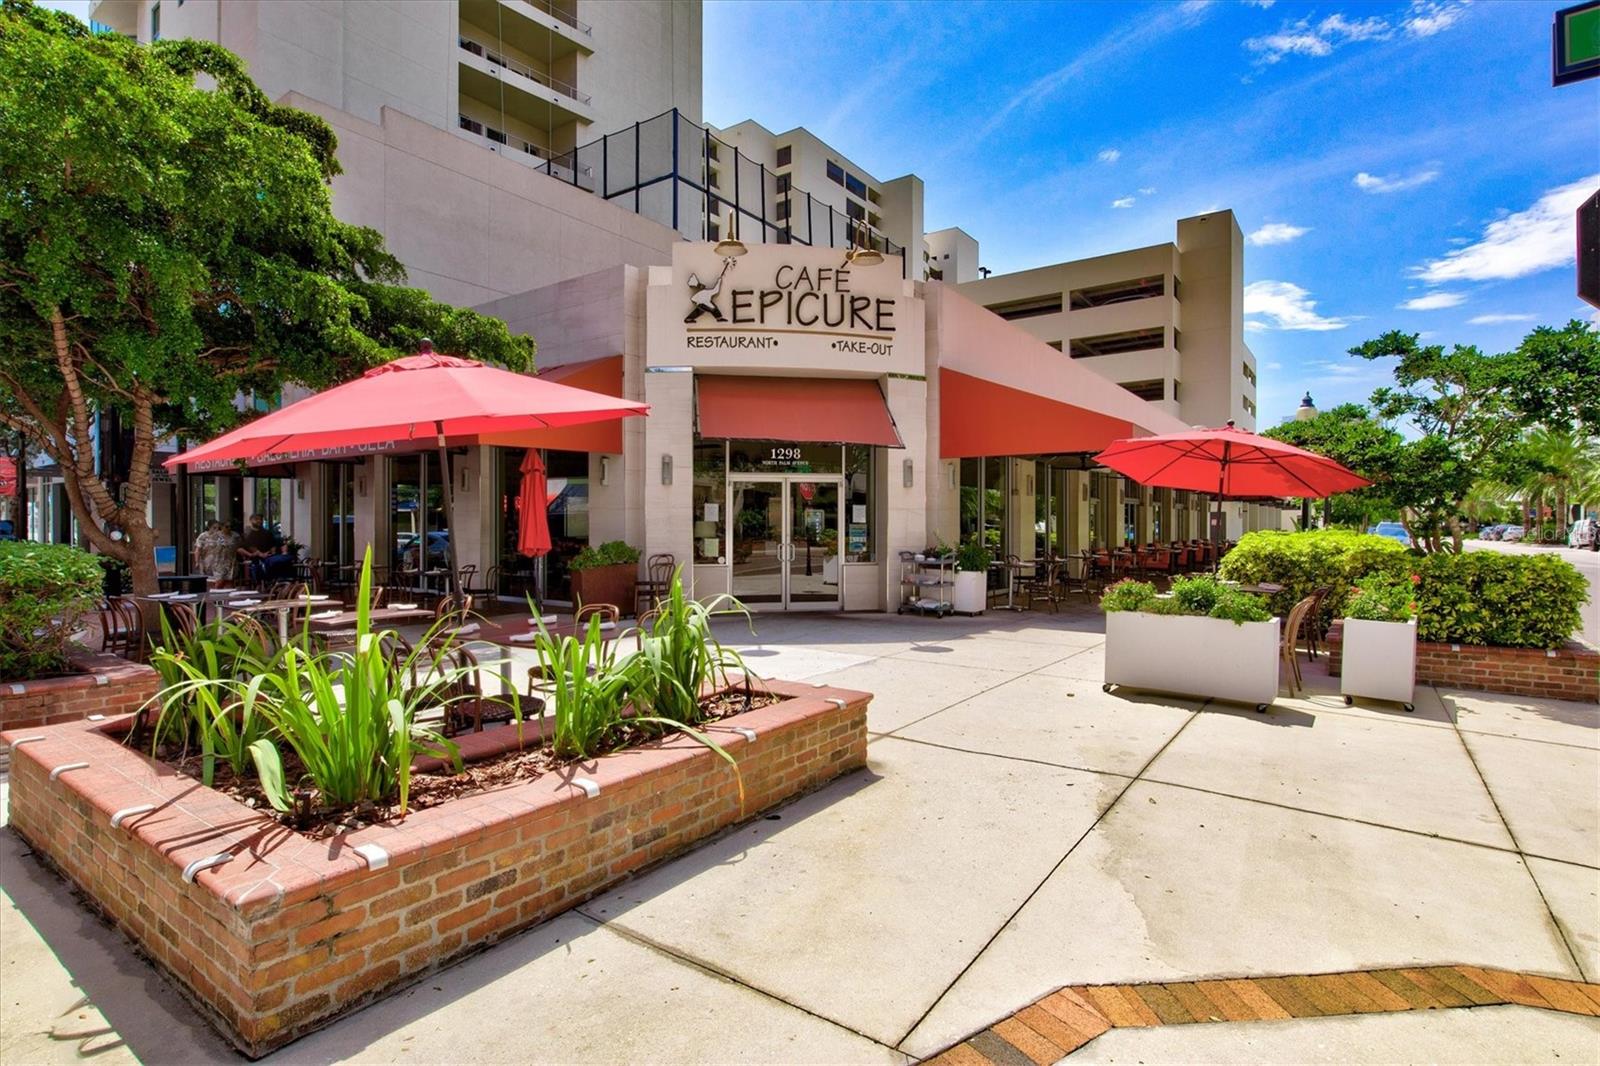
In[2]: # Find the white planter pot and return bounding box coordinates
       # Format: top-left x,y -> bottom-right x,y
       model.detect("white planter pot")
1339,616 -> 1417,710
1104,610 -> 1281,710
953,570 -> 987,614
823,555 -> 839,586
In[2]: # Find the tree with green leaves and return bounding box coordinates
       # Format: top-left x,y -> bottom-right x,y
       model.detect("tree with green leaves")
0,1 -> 534,595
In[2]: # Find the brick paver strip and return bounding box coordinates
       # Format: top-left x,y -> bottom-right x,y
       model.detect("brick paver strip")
920,966 -> 1600,1063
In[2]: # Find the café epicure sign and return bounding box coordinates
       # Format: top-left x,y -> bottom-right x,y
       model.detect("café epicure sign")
673,243 -> 904,363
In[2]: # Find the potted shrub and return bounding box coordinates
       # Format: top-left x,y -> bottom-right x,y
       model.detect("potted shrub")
1101,575 -> 1279,711
953,535 -> 991,614
569,539 -> 641,612
1340,572 -> 1419,712
0,542 -> 104,681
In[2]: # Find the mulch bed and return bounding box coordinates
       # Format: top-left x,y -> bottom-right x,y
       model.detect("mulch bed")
148,688 -> 783,839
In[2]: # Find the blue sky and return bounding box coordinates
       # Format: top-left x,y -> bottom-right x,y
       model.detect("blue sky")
40,0 -> 1599,427
703,0 -> 1599,425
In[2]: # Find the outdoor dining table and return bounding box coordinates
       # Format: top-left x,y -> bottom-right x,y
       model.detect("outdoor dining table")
988,558 -> 1034,611
462,615 -> 626,696
232,598 -> 432,644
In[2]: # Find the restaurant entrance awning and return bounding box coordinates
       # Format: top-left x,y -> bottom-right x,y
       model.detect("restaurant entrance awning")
939,369 -> 1140,459
695,375 -> 903,447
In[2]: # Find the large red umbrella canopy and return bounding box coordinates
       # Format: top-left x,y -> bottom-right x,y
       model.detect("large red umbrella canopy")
165,350 -> 648,468
516,449 -> 551,558
1093,421 -> 1370,499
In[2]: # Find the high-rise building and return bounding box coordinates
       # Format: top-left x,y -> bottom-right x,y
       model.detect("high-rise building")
955,211 -> 1259,432
89,0 -> 701,158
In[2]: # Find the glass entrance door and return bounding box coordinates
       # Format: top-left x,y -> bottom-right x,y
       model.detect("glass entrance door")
728,477 -> 843,610
788,480 -> 840,606
730,480 -> 785,605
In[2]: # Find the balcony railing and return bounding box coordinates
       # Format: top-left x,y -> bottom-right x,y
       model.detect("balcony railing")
459,37 -> 592,106
520,0 -> 592,36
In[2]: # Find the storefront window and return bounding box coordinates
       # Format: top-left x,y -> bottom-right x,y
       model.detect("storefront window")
844,445 -> 875,562
1123,500 -> 1138,545
959,458 -> 981,545
544,450 -> 589,601
727,440 -> 842,475
983,456 -> 1005,556
323,463 -> 355,571
389,453 -> 447,587
693,440 -> 725,564
250,478 -> 283,536
495,449 -> 538,599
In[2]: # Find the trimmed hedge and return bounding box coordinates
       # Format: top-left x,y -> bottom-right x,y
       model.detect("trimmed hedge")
0,542 -> 105,680
1219,530 -> 1589,649
1414,551 -> 1587,649
1218,530 -> 1408,624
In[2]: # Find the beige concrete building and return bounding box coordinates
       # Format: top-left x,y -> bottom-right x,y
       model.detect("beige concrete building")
956,211 -> 1259,432
89,0 -> 700,160
924,227 -> 981,284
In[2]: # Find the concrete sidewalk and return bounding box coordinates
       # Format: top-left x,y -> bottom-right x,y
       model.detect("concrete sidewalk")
2,608 -> 1595,1063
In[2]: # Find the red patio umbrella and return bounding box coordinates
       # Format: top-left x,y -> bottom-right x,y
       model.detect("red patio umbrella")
516,449 -> 551,558
1093,420 -> 1370,569
167,343 -> 648,589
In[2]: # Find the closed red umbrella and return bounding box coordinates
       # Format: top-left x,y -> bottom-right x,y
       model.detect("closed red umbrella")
1094,420 -> 1369,570
516,449 -> 551,558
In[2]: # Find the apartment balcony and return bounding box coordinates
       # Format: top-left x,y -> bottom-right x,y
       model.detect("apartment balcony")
460,0 -> 593,63
1064,291 -> 1180,340
455,117 -> 579,183
458,39 -> 595,132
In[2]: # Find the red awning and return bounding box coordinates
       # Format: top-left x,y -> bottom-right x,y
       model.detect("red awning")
696,376 -> 903,447
939,369 -> 1139,459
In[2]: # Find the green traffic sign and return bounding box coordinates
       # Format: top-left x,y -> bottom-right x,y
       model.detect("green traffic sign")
1553,1 -> 1600,85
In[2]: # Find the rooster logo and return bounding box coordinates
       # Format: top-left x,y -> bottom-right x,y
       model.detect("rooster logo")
684,256 -> 736,324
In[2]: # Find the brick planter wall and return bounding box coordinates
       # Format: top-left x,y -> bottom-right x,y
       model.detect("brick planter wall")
1,679 -> 869,1058
1326,621 -> 1598,703
0,650 -> 158,771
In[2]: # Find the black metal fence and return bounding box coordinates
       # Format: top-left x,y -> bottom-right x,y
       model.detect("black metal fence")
533,109 -> 907,277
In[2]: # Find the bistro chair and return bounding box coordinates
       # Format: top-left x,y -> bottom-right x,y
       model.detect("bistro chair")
632,607 -> 661,651
455,565 -> 479,597
575,603 -> 621,627
367,584 -> 387,610
1022,557 -> 1062,613
164,602 -> 200,645
98,597 -> 145,661
634,554 -> 676,616
434,593 -> 475,628
375,631 -> 417,687
1303,585 -> 1334,660
1279,594 -> 1318,697
464,564 -> 499,599
1061,554 -> 1098,601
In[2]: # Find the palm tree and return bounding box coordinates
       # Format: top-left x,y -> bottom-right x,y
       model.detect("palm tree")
1515,427 -> 1600,541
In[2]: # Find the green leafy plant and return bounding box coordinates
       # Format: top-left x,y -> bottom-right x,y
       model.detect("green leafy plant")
534,614 -> 635,759
955,534 -> 992,573
1169,574 -> 1222,615
1207,587 -> 1273,625
243,547 -> 477,815
1100,579 -> 1158,614
147,614 -> 277,784
628,566 -> 754,727
1345,573 -> 1419,622
1219,529 -> 1409,625
569,540 -> 642,571
0,541 -> 104,680
1413,551 -> 1586,648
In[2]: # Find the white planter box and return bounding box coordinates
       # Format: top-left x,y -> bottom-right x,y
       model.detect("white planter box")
1104,610 -> 1281,710
1339,616 -> 1417,710
953,570 -> 987,614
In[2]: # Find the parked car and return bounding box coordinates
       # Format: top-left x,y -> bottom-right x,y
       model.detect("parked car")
1366,521 -> 1413,547
1501,524 -> 1526,542
1568,517 -> 1599,551
1480,524 -> 1506,541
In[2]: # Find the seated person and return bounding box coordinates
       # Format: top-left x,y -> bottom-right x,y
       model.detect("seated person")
237,514 -> 292,583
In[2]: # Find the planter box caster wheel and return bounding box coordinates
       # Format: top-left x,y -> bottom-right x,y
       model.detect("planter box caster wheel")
1403,703 -> 1415,713
1102,683 -> 1113,693
1343,695 -> 1354,706
1255,703 -> 1269,713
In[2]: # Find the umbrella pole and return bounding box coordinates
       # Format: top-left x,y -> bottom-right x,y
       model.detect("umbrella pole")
1213,441 -> 1229,576
436,423 -> 461,597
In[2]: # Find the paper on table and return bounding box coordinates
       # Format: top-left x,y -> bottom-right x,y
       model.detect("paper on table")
508,631 -> 538,643
311,609 -> 343,620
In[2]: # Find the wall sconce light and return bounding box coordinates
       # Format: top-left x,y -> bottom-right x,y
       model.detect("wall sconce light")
296,480 -> 305,501
599,455 -> 611,487
902,458 -> 914,488
1026,474 -> 1035,495
460,465 -> 469,491
661,454 -> 673,486
356,475 -> 367,496
948,462 -> 957,490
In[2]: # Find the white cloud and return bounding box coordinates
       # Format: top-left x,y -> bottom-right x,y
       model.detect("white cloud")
1111,197 -> 1136,209
1354,168 -> 1440,193
1467,313 -> 1536,325
1400,291 -> 1465,310
1097,148 -> 1122,164
1178,0 -> 1215,13
1244,3 -> 1465,63
1247,222 -> 1310,246
1404,1 -> 1469,37
1243,0 -> 1276,7
1244,280 -> 1351,331
1416,173 -> 1600,283
1138,186 -> 1157,195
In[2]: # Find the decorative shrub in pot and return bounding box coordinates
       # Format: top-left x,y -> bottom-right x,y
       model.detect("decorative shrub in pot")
1340,572 -> 1419,711
953,535 -> 991,614
1101,576 -> 1279,710
0,542 -> 104,681
569,539 -> 642,612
